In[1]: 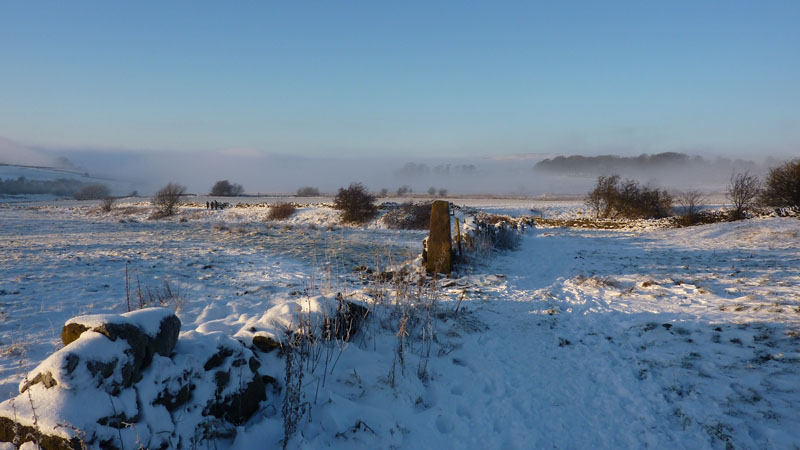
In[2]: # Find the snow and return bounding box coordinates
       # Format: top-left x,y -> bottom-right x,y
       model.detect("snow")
0,198 -> 798,448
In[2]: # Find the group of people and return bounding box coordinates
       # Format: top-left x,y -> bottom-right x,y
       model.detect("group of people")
206,200 -> 224,210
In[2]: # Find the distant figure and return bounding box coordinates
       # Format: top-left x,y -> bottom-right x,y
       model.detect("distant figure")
206,201 -> 210,209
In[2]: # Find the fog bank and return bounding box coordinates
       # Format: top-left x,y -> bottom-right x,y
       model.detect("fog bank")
0,138 -> 784,197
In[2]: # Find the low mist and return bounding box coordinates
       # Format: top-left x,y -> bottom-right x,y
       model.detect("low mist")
42,150 -> 602,197
0,137 -> 786,197
0,137 -> 63,168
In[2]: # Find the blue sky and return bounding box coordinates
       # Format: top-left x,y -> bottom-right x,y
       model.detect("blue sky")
1,1 -> 798,158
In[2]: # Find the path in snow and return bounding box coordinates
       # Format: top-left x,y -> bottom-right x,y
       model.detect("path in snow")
427,224 -> 799,449
429,232 -> 671,448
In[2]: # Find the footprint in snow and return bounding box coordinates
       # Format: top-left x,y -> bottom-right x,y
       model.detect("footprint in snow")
452,357 -> 468,368
456,404 -> 472,420
436,415 -> 454,434
511,398 -> 531,421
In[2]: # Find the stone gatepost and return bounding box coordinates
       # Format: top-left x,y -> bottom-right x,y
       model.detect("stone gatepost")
426,200 -> 452,274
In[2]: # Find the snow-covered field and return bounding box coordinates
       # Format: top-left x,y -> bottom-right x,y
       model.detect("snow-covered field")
0,198 -> 798,449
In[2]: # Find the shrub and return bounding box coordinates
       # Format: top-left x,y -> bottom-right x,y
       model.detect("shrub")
379,188 -> 389,197
676,190 -> 705,225
210,180 -> 244,196
268,202 -> 296,220
727,171 -> 760,219
427,186 -> 436,196
100,196 -> 115,212
396,185 -> 411,195
586,175 -> 673,219
626,183 -> 673,219
74,183 -> 110,200
760,159 -> 800,208
381,202 -> 432,229
677,190 -> 704,216
296,186 -> 320,197
334,183 -> 378,223
152,182 -> 186,217
438,188 -> 448,197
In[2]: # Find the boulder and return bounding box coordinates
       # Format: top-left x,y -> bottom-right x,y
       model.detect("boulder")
63,308 -> 181,361
1,384 -> 141,450
0,416 -> 82,450
21,331 -> 139,394
205,368 -> 266,425
1,313 -> 273,450
252,334 -> 280,353
180,333 -> 268,427
60,308 -> 181,382
125,307 -> 181,359
60,322 -> 89,346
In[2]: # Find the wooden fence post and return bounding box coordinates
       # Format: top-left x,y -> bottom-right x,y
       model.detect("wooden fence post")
425,200 -> 452,274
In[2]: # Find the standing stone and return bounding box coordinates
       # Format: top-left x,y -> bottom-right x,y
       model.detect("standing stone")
426,200 -> 452,274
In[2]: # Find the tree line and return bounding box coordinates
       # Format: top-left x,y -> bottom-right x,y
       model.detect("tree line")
585,159 -> 800,222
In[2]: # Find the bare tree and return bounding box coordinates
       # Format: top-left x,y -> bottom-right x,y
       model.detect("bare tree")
727,172 -> 760,219
586,175 -> 620,218
152,182 -> 186,217
677,190 -> 705,219
427,186 -> 436,196
438,188 -> 448,197
100,196 -> 115,212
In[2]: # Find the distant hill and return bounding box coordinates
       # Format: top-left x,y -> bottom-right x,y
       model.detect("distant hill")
0,163 -> 94,181
533,152 -> 757,176
0,164 -> 130,198
487,153 -> 562,162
